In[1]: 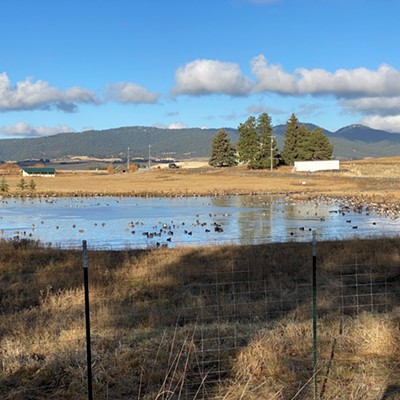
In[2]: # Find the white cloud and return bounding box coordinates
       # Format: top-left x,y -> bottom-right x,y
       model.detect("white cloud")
248,55 -> 400,129
296,65 -> 400,97
171,55 -> 400,131
105,82 -> 160,104
250,56 -> 296,94
0,73 -> 98,112
172,59 -> 253,96
168,122 -> 187,129
247,103 -> 285,115
341,96 -> 400,116
0,122 -> 75,137
172,55 -> 400,101
251,55 -> 400,98
151,122 -> 187,129
359,115 -> 400,133
0,73 -> 163,112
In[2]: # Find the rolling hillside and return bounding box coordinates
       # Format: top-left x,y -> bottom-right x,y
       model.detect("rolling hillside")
273,123 -> 400,160
0,124 -> 400,162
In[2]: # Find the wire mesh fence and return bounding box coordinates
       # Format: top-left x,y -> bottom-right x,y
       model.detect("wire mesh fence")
1,237 -> 400,399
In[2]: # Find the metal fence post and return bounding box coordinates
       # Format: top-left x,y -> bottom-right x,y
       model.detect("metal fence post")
312,231 -> 318,400
83,240 -> 93,400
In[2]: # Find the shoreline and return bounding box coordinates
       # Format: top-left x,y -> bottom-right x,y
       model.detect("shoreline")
1,157 -> 400,219
2,188 -> 400,222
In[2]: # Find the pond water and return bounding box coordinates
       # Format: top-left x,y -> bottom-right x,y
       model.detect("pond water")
0,195 -> 399,249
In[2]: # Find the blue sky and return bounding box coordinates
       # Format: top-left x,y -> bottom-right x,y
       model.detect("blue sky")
1,0 -> 400,138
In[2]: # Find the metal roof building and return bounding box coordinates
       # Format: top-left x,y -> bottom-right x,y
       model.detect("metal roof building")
22,167 -> 56,177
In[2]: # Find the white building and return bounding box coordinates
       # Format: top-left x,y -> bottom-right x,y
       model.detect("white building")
22,167 -> 56,177
293,160 -> 340,172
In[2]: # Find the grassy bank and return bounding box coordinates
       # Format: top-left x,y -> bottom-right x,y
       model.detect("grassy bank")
2,158 -> 400,203
1,238 -> 400,399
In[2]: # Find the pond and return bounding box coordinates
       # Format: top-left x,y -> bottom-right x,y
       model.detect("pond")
0,195 -> 399,249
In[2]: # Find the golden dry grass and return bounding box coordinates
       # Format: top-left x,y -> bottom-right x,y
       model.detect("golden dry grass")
221,312 -> 400,400
2,156 -> 400,398
3,157 -> 400,202
1,238 -> 400,399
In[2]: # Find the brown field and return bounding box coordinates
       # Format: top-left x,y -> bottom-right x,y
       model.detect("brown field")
2,157 -> 400,399
1,238 -> 400,399
5,157 -> 400,203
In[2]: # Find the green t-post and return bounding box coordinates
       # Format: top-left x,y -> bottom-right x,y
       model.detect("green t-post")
312,231 -> 318,400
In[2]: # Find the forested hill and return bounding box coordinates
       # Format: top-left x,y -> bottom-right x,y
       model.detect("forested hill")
0,127 -> 238,162
1,124 -> 400,162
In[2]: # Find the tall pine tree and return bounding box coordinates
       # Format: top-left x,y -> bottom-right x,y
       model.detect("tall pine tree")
296,124 -> 312,161
250,113 -> 278,169
282,114 -> 333,164
236,116 -> 258,164
208,129 -> 237,167
237,113 -> 278,169
282,113 -> 301,166
306,127 -> 334,160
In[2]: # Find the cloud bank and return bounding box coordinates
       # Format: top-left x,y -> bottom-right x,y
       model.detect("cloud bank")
0,73 -> 99,112
105,82 -> 160,104
3,54 -> 400,134
172,55 -> 400,132
0,73 -> 161,113
173,55 -> 400,99
172,59 -> 253,96
0,122 -> 75,137
251,55 -> 400,98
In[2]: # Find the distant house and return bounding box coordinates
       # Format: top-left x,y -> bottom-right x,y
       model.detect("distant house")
22,167 -> 56,177
293,160 -> 340,172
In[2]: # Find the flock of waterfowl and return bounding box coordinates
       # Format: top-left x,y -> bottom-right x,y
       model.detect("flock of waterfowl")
129,218 -> 225,248
0,194 -> 399,248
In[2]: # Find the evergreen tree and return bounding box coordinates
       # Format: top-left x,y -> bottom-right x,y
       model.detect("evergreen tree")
237,113 -> 278,169
0,177 -> 9,193
17,178 -> 28,192
296,124 -> 313,160
306,127 -> 334,160
250,113 -> 278,169
282,113 -> 301,166
282,114 -> 333,164
209,129 -> 237,167
29,179 -> 37,191
236,116 -> 258,164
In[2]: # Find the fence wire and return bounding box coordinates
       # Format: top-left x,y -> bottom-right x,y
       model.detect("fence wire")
1,239 -> 400,399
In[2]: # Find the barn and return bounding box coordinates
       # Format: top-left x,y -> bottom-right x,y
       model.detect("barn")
22,167 -> 56,177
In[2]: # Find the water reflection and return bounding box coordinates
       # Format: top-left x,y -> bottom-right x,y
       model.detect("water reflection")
0,195 -> 399,249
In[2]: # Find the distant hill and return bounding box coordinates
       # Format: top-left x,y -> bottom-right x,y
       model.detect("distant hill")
0,127 -> 238,162
332,124 -> 400,143
326,125 -> 400,159
273,123 -> 400,160
0,124 -> 400,162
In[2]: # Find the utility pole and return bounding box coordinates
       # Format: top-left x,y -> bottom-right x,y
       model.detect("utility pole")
270,135 -> 275,172
127,147 -> 130,172
148,144 -> 151,170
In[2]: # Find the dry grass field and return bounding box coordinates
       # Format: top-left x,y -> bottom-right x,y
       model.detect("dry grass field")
1,238 -> 400,399
2,157 -> 400,399
4,157 -> 400,204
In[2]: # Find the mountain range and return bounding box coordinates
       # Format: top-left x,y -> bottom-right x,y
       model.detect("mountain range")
0,124 -> 399,162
